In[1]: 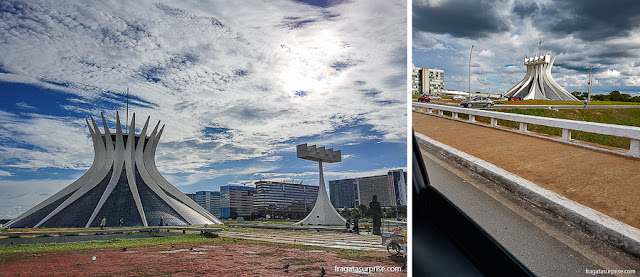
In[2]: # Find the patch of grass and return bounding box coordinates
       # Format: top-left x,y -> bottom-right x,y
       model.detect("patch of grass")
0,234 -> 212,256
494,100 -> 640,106
494,108 -> 640,149
296,266 -> 322,272
222,220 -> 296,225
1,233 -> 387,264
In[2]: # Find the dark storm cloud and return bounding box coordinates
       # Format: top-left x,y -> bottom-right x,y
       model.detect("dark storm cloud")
413,0 -> 510,39
513,0 -> 640,41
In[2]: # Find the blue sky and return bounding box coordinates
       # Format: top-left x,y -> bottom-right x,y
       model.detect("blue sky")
413,0 -> 640,96
0,0 -> 407,218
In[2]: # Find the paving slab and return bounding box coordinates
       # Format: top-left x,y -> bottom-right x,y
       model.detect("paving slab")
219,230 -> 386,251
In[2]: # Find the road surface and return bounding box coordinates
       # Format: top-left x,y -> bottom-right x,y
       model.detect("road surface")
418,144 -> 640,276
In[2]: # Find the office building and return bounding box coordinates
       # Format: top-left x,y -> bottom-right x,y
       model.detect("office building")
253,181 -> 318,219
220,185 -> 256,219
329,179 -> 359,209
412,64 -> 444,95
194,191 -> 221,218
329,169 -> 407,208
388,169 -> 407,206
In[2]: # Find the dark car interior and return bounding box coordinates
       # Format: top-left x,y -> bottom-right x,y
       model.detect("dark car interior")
412,130 -> 534,276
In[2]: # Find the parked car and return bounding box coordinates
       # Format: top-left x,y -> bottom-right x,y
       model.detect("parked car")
418,94 -> 442,102
452,95 -> 467,101
460,96 -> 495,108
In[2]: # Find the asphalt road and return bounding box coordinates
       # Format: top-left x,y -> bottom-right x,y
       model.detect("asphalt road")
419,146 -> 639,276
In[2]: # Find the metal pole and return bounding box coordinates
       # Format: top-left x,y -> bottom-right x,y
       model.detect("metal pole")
468,46 -> 473,98
587,65 -> 593,105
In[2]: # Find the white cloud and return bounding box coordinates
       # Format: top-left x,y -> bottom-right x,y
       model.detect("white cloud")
0,0 -> 407,175
0,178 -> 76,218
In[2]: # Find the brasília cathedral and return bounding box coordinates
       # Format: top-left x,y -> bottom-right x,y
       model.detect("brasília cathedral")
503,54 -> 579,101
4,112 -> 222,228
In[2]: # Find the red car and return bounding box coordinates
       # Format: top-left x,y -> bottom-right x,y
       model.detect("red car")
418,94 -> 431,102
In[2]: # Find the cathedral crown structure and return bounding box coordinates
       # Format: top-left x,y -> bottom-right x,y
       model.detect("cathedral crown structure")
502,54 -> 579,101
4,112 -> 222,228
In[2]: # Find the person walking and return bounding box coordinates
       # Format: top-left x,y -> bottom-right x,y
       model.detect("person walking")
119,216 -> 124,228
100,216 -> 106,230
353,217 -> 359,234
159,216 -> 164,227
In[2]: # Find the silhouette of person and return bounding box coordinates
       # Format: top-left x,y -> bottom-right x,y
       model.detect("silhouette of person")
370,195 -> 383,235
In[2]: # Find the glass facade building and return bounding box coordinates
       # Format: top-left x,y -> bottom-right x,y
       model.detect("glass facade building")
220,185 -> 256,219
194,191 -> 221,218
253,181 -> 318,219
329,169 -> 407,208
329,179 -> 359,209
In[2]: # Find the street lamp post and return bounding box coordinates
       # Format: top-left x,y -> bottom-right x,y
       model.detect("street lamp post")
588,65 -> 592,105
469,45 -> 474,99
587,65 -> 602,104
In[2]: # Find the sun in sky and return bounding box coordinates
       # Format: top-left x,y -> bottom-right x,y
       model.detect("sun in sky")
279,30 -> 351,100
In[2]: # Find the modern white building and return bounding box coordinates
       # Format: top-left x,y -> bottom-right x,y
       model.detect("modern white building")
4,113 -> 222,228
503,54 -> 578,101
412,64 -> 444,95
295,144 -> 346,226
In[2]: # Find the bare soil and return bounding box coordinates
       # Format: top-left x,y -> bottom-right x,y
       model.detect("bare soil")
413,112 -> 640,229
2,243 -> 405,276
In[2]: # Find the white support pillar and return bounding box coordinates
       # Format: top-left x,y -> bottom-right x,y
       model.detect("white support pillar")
519,122 -> 527,132
438,110 -> 444,116
629,139 -> 640,157
427,108 -> 432,114
490,118 -> 498,127
562,129 -> 571,141
469,115 -> 476,122
452,112 -> 458,119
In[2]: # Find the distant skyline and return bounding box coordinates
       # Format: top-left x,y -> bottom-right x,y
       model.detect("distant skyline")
413,0 -> 640,96
0,0 -> 407,218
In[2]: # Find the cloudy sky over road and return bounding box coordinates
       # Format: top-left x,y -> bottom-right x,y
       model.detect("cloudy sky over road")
0,0 -> 407,218
413,0 -> 640,96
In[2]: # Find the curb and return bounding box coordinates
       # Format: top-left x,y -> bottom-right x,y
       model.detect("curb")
415,132 -> 640,258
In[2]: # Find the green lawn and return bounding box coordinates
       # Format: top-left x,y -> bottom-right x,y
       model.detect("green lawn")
0,233 -> 387,263
222,220 -> 296,225
490,108 -> 640,149
494,100 -> 640,106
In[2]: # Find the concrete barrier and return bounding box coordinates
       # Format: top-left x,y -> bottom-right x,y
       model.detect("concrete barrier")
413,103 -> 640,157
415,132 -> 640,258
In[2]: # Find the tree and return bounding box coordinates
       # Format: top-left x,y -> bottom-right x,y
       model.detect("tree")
338,208 -> 352,219
571,91 -> 584,100
357,204 -> 369,219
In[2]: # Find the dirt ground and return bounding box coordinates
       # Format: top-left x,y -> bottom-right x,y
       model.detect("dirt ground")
413,112 -> 640,229
1,243 -> 405,276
